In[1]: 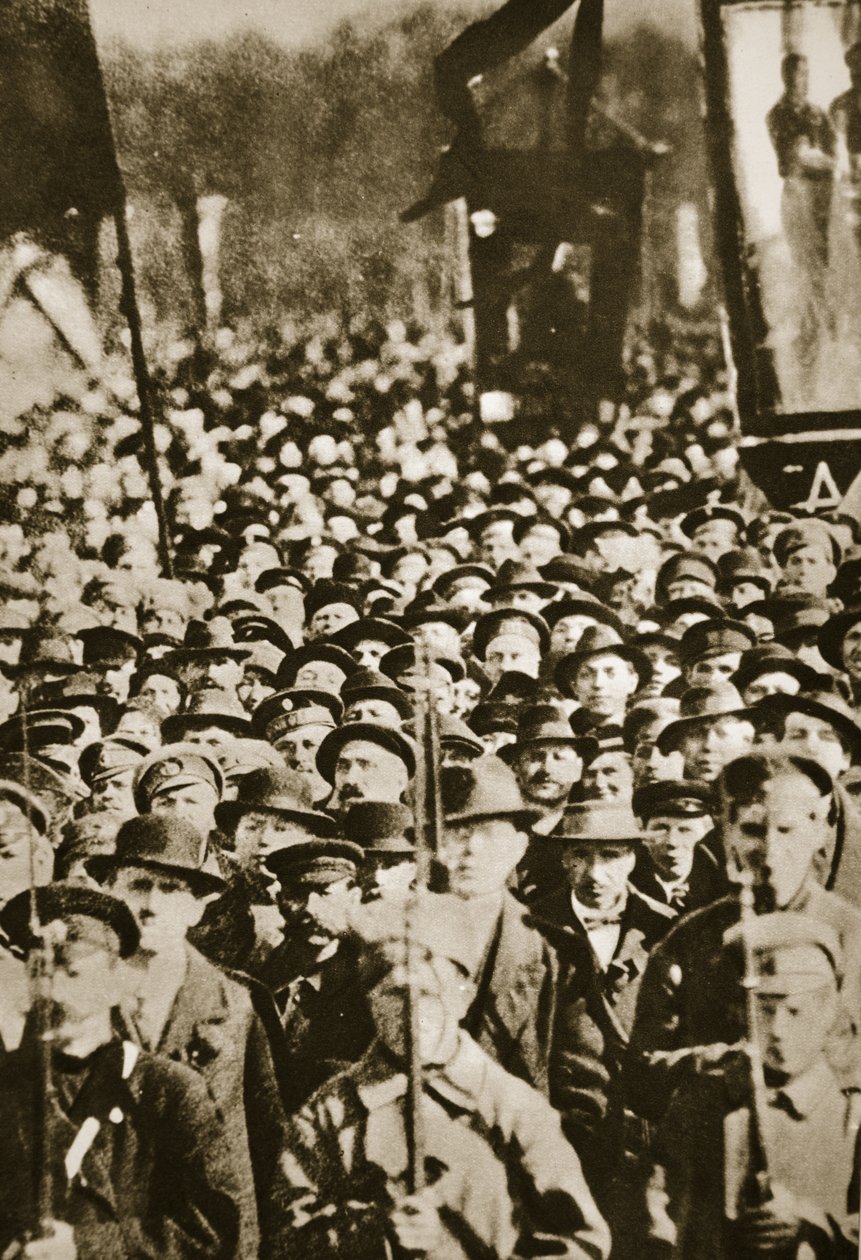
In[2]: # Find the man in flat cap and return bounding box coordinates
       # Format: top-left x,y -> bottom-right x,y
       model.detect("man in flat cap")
278,891 -> 610,1260
645,914 -> 859,1258
631,779 -> 716,915
254,688 -> 342,803
654,553 -> 719,607
627,752 -> 861,1127
0,881 -> 240,1259
89,815 -> 288,1260
679,505 -> 745,562
677,619 -> 757,690
773,520 -> 840,600
260,839 -> 371,1111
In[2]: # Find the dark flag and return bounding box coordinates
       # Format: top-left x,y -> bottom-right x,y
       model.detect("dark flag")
0,0 -> 122,278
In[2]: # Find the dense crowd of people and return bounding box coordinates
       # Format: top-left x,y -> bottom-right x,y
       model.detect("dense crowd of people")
0,313 -> 859,1258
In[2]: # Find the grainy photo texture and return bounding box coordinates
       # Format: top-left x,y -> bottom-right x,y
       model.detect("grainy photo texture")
0,1 -> 859,1258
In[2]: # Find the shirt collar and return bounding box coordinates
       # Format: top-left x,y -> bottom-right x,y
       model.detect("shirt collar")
355,1035 -> 486,1114
770,1059 -> 835,1119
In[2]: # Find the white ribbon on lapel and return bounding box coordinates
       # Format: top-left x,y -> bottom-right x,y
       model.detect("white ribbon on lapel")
64,1116 -> 101,1183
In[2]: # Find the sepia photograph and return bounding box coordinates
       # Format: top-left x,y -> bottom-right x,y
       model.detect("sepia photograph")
0,0 -> 859,1256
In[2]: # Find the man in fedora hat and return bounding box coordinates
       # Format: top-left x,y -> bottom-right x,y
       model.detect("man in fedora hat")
510,704 -> 584,830
628,752 -> 861,1127
89,815 -> 288,1260
657,683 -> 756,782
818,604 -> 861,702
508,704 -> 587,902
436,755 -> 577,1096
164,618 -> 250,699
0,881 -> 241,1260
279,889 -> 610,1260
556,626 -> 649,737
341,800 -> 416,899
731,641 -> 822,705
531,802 -> 674,1248
340,668 -> 413,728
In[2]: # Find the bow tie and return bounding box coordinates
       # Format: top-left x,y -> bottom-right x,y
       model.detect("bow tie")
579,912 -> 623,931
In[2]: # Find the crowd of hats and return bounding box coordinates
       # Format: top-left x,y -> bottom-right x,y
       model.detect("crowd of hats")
0,312 -> 857,897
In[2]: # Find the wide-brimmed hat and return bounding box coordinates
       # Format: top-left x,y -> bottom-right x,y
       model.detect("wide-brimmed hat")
555,625 -> 651,695
432,564 -> 494,599
0,778 -> 50,834
278,642 -> 359,686
161,689 -> 252,741
440,755 -> 538,827
758,689 -> 861,762
511,704 -> 580,749
88,814 -> 225,895
732,643 -> 822,693
341,669 -> 413,720
472,609 -> 550,660
164,618 -> 250,663
316,722 -> 417,784
550,802 -> 646,845
0,708 -> 86,752
486,560 -> 557,602
680,504 -> 745,540
818,605 -> 861,672
31,673 -> 119,727
543,595 -> 624,636
657,683 -> 754,753
214,765 -> 338,837
677,619 -> 756,666
330,617 -> 411,651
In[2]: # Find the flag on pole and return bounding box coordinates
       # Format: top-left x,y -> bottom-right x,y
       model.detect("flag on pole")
0,0 -> 121,242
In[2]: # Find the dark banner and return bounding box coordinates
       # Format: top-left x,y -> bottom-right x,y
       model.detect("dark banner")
0,0 -> 121,242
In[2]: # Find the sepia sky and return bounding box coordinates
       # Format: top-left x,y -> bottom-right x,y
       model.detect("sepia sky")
90,0 -> 696,49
